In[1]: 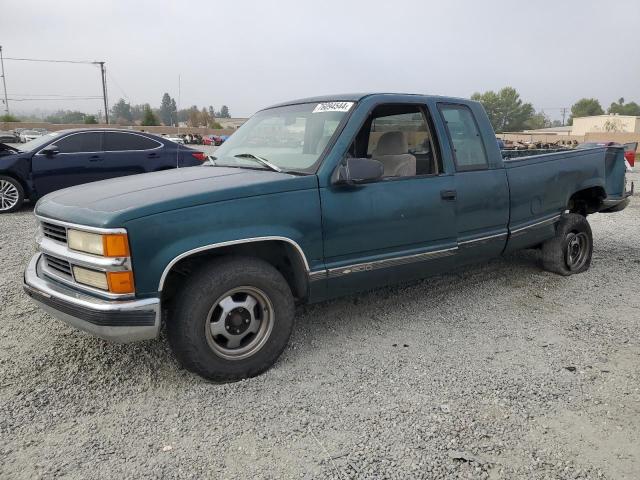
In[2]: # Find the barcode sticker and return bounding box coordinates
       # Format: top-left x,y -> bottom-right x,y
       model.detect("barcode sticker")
312,102 -> 354,113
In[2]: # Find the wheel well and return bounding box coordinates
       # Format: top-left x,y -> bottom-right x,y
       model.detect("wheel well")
0,172 -> 30,199
568,187 -> 606,216
160,240 -> 309,304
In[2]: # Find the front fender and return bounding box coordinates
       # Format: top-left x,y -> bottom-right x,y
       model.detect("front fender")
0,154 -> 33,197
124,189 -> 324,297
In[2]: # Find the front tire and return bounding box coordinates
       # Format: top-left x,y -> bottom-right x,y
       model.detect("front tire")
0,176 -> 24,213
167,256 -> 295,381
541,213 -> 593,275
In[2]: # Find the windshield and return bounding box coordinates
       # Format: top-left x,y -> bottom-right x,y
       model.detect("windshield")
211,101 -> 353,173
20,132 -> 62,152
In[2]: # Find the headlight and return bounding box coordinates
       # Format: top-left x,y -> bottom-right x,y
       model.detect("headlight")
68,230 -> 103,255
68,229 -> 130,257
72,266 -> 135,293
73,266 -> 109,290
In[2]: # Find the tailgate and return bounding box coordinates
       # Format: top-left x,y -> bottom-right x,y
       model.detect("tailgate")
604,146 -> 630,198
600,145 -> 634,212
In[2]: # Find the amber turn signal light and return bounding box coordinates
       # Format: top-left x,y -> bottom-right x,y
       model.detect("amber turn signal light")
107,271 -> 135,294
103,234 -> 130,257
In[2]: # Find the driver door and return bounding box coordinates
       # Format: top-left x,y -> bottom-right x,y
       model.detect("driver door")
320,103 -> 457,297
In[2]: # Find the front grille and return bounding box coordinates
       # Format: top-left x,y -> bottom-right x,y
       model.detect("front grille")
43,254 -> 73,279
41,222 -> 67,243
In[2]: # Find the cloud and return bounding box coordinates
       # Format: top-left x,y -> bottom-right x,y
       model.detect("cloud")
2,0 -> 639,119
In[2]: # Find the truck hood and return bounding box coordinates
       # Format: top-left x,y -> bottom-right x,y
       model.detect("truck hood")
35,166 -> 318,227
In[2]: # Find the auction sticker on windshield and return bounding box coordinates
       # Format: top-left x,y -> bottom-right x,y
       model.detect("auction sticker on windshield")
313,102 -> 354,113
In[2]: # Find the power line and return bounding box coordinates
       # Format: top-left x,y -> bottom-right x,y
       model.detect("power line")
1,52 -> 110,123
106,71 -> 131,103
3,57 -> 99,65
8,97 -> 103,101
8,93 -> 105,98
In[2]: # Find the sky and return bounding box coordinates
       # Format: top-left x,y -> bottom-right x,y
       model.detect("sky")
1,0 -> 639,120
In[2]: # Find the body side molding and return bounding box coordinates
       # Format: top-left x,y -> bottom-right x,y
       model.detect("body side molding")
157,236 -> 311,291
325,246 -> 458,279
510,214 -> 561,237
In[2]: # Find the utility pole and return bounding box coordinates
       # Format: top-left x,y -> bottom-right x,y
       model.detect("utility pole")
96,61 -> 109,124
0,46 -> 9,114
561,107 -> 567,126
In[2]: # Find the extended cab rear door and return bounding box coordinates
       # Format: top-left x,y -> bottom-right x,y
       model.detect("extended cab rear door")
435,102 -> 510,264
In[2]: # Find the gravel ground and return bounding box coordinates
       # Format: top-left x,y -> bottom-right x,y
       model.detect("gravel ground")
1,172 -> 639,480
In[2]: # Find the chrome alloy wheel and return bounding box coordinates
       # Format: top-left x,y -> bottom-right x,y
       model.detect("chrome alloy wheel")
0,179 -> 19,211
205,286 -> 274,360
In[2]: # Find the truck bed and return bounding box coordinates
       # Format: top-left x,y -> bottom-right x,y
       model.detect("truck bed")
503,146 -> 628,251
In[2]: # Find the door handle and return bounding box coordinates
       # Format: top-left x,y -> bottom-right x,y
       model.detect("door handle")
440,189 -> 457,201
88,155 -> 103,162
147,153 -> 160,159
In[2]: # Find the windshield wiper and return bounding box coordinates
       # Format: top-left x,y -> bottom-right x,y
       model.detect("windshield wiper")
233,153 -> 282,173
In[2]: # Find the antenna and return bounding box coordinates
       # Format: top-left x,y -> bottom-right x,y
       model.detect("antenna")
176,74 -> 181,168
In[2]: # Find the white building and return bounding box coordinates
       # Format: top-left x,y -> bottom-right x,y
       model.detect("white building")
571,114 -> 640,136
522,126 -> 573,136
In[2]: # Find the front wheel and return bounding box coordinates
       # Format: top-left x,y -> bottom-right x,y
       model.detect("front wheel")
0,176 -> 25,213
167,256 -> 295,381
541,213 -> 593,275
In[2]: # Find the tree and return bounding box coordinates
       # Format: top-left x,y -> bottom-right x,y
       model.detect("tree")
159,93 -> 172,125
141,104 -> 159,126
130,104 -> 145,123
111,98 -> 133,123
523,111 -> 551,130
607,97 -> 640,116
44,110 -> 89,123
200,107 -> 212,127
568,98 -> 604,125
187,105 -> 202,127
471,87 -> 534,132
219,105 -> 230,118
84,115 -> 98,124
159,93 -> 178,126
0,114 -> 20,122
170,99 -> 177,124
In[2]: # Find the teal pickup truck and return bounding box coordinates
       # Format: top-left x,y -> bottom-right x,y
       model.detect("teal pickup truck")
24,93 -> 633,381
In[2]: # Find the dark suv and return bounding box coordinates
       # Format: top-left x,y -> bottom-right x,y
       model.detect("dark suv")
0,128 -> 207,213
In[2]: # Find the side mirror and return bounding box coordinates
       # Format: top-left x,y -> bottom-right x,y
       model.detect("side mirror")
333,157 -> 384,185
41,145 -> 59,156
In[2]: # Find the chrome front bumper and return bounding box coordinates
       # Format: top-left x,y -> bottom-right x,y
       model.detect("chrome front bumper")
24,253 -> 161,342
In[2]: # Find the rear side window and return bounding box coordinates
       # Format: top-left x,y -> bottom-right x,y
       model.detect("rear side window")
103,132 -> 161,151
55,132 -> 102,153
439,105 -> 488,171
